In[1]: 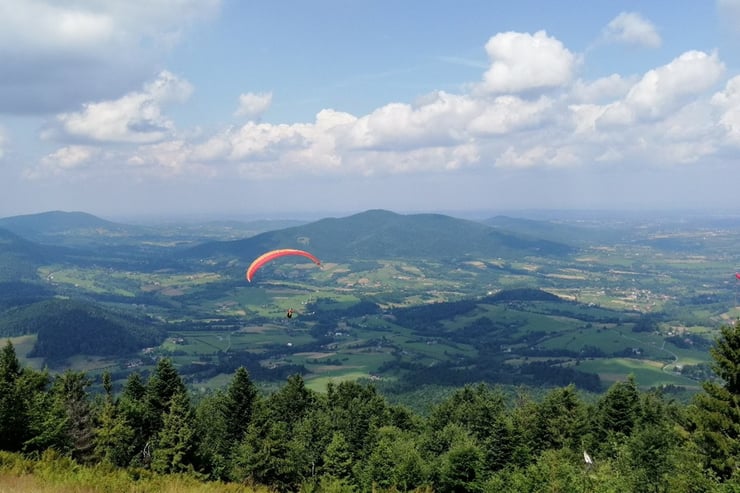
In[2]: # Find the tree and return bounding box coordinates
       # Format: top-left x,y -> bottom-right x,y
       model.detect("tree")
116,372 -> 150,467
326,381 -> 388,461
265,374 -> 316,432
223,366 -> 258,444
0,340 -> 27,451
693,320 -> 740,478
144,358 -> 186,439
94,396 -> 136,467
593,376 -> 641,457
151,388 -> 197,474
323,431 -> 353,480
360,426 -> 428,492
438,441 -> 484,493
54,370 -> 95,463
533,384 -> 588,453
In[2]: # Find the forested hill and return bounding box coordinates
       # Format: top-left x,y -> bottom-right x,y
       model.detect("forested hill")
0,227 -> 59,282
185,209 -> 575,262
0,210 -> 126,240
0,298 -> 165,361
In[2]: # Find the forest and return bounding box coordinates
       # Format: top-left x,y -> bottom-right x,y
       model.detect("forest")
3,320 -> 740,492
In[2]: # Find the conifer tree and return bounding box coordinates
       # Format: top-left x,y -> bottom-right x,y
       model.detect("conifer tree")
0,340 -> 28,451
94,395 -> 136,467
145,358 -> 186,438
323,431 -> 353,479
54,370 -> 95,463
693,320 -> 740,478
223,366 -> 258,443
117,372 -> 149,466
151,388 -> 197,474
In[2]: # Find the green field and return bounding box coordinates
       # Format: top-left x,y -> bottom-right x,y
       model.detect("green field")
5,214 -> 740,397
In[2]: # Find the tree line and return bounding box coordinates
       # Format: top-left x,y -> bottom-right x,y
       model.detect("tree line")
3,322 -> 740,492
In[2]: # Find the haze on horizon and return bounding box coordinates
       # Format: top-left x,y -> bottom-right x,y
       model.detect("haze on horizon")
1,1 -> 740,219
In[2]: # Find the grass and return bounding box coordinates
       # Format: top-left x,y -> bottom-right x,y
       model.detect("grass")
575,358 -> 701,390
0,450 -> 260,493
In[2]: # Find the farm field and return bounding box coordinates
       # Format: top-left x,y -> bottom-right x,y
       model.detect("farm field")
2,210 -> 740,399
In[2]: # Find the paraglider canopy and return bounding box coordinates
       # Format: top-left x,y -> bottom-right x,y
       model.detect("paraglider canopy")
246,248 -> 321,282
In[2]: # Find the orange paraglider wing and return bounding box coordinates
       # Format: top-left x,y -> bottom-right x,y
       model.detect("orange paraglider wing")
246,248 -> 321,282
736,272 -> 740,280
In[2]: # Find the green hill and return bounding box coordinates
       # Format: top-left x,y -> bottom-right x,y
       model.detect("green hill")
0,298 -> 166,361
186,209 -> 574,263
0,227 -> 55,281
0,210 -> 122,236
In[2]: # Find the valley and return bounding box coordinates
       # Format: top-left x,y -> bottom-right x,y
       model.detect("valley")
1,209 -> 738,402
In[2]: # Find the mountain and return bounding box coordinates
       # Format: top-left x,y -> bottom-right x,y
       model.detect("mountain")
0,211 -> 311,249
0,210 -> 123,237
185,209 -> 575,262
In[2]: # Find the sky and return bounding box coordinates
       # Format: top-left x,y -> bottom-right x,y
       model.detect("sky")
1,0 -> 740,221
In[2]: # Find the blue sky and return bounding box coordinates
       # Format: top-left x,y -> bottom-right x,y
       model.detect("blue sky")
1,0 -> 740,220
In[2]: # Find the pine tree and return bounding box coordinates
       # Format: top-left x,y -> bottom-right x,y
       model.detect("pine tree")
55,370 -> 95,463
116,372 -> 151,466
593,375 -> 641,457
693,320 -> 740,478
94,397 -> 136,467
0,340 -> 26,451
223,366 -> 258,443
145,358 -> 186,438
151,388 -> 197,474
323,431 -> 353,479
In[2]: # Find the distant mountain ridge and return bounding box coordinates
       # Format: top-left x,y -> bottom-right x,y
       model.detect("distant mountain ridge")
0,210 -> 122,235
186,209 -> 575,262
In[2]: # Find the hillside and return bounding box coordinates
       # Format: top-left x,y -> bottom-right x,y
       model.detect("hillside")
0,227 -> 56,281
0,210 -> 124,238
186,209 -> 575,263
1,298 -> 166,362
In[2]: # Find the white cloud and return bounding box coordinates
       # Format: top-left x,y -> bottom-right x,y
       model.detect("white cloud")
24,145 -> 100,179
52,71 -> 193,144
570,74 -> 635,104
341,92 -> 477,150
469,96 -> 553,135
480,30 -> 576,94
712,75 -> 740,144
235,92 -> 273,120
603,12 -> 661,48
625,51 -> 724,118
588,50 -> 725,127
0,0 -> 219,114
30,29 -> 740,185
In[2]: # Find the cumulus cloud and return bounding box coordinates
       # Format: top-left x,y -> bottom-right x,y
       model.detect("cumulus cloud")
712,75 -> 740,144
24,145 -> 100,179
234,92 -> 273,120
480,30 -> 576,94
603,12 -> 661,48
51,71 -> 193,144
30,28 -> 740,184
587,50 -> 725,127
0,0 -> 219,114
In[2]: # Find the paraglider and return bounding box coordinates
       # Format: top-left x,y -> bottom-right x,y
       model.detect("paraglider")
286,308 -> 295,318
246,248 -> 322,282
